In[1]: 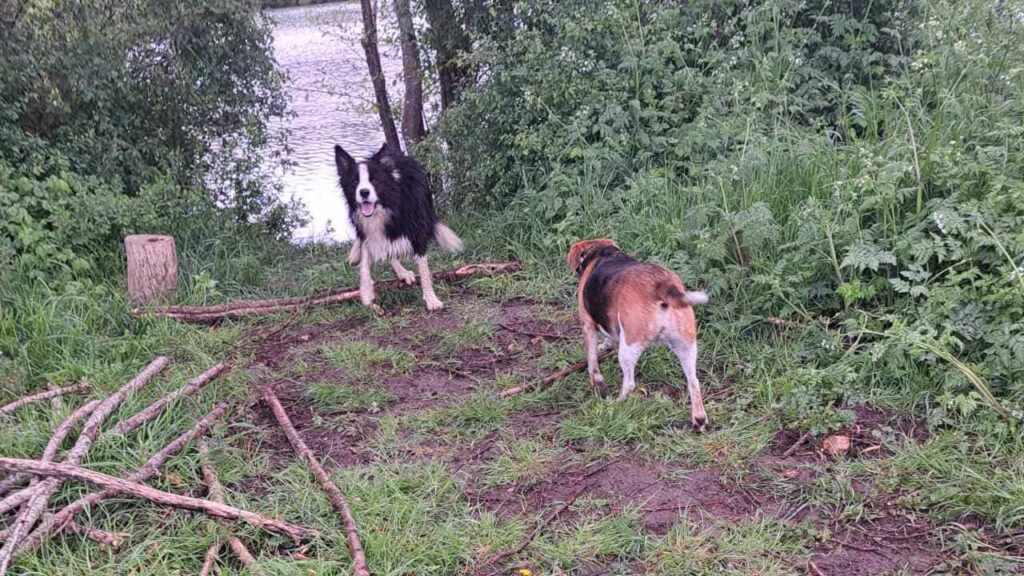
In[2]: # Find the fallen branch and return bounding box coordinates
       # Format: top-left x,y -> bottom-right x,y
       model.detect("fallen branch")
199,542 -> 221,576
0,399 -> 102,515
0,516 -> 125,548
261,386 -> 369,576
499,350 -> 613,398
199,440 -> 260,572
498,322 -> 572,341
0,358 -> 167,573
0,458 -> 314,542
46,383 -> 63,414
17,404 -> 227,554
782,432 -> 813,458
63,519 -> 128,548
135,262 -> 522,323
109,363 -> 231,436
0,383 -> 90,418
474,488 -> 584,575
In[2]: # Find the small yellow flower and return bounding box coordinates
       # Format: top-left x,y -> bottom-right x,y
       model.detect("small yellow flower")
518,570 -> 533,576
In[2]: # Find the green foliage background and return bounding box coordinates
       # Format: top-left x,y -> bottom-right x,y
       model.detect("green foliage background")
0,0 -> 297,275
427,0 -> 1024,434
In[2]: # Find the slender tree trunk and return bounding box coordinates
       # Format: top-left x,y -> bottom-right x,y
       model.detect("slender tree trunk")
394,0 -> 426,146
422,0 -> 473,110
359,0 -> 401,151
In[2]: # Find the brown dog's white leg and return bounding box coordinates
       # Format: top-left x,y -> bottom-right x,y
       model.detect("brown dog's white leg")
390,258 -> 416,284
583,323 -> 609,398
617,337 -> 643,400
672,339 -> 708,430
414,255 -> 444,311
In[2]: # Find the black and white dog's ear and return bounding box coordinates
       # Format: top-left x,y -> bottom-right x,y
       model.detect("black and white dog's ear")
334,145 -> 355,176
372,143 -> 397,170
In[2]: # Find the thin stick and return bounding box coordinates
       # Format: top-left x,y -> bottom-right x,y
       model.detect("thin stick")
135,262 -> 522,323
261,386 -> 369,576
0,458 -> 315,542
499,350 -> 613,398
0,358 -> 167,573
199,542 -> 221,576
0,400 -> 102,515
808,561 -> 825,576
782,432 -> 812,458
109,363 -> 231,436
199,440 -> 260,571
63,519 -> 128,548
498,322 -> 572,340
0,383 -> 90,418
0,516 -> 125,548
17,404 -> 227,554
475,488 -> 584,574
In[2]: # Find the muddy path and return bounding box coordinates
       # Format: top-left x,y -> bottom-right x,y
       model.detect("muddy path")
237,288 -> 977,575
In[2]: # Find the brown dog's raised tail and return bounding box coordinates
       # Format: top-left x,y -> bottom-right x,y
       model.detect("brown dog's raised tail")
658,284 -> 709,308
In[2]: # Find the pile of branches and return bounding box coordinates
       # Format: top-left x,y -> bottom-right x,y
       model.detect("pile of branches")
0,358 -> 370,575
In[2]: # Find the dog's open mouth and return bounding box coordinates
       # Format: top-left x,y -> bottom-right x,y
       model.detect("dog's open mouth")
359,201 -> 377,217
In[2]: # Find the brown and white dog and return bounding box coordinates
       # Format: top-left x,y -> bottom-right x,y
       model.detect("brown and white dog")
568,239 -> 709,430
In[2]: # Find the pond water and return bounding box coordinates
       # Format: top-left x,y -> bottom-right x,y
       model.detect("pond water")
266,2 -> 402,242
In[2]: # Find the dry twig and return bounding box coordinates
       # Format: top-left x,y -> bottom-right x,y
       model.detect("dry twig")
499,350 -> 613,398
0,383 -> 90,418
199,440 -> 260,572
199,542 -> 221,576
261,385 -> 369,576
782,432 -> 813,458
109,363 -> 230,436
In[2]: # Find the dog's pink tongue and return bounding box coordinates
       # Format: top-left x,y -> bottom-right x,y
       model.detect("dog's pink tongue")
360,202 -> 375,216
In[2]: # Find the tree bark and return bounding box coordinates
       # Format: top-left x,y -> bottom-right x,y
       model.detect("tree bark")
125,235 -> 178,305
134,262 -> 522,323
422,0 -> 474,110
18,404 -> 228,555
0,458 -> 314,542
199,440 -> 261,573
359,0 -> 402,151
0,358 -> 167,570
394,0 -> 426,146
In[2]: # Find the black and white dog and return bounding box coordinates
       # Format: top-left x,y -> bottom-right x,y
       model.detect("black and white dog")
334,143 -> 463,311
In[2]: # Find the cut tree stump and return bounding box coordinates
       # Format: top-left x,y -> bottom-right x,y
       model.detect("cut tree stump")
125,235 -> 178,305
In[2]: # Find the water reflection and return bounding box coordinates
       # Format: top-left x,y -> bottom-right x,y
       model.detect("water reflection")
267,2 -> 402,242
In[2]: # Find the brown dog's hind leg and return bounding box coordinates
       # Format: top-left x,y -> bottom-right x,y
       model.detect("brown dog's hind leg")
583,323 -> 609,398
671,339 -> 708,431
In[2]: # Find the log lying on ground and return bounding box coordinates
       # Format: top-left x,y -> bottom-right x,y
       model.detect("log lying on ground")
499,350 -> 614,398
199,440 -> 260,573
0,383 -> 90,418
0,515 -> 126,548
0,457 -> 314,542
134,262 -> 522,323
0,358 -> 167,573
109,363 -> 231,436
17,404 -> 228,554
261,386 -> 370,576
0,400 -> 102,514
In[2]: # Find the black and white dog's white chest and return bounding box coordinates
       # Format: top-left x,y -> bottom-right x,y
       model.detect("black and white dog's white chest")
354,210 -> 414,263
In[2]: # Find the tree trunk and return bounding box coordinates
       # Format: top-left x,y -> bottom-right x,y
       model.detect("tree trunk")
422,0 -> 474,110
359,0 -> 402,151
125,235 -> 178,305
394,0 -> 426,146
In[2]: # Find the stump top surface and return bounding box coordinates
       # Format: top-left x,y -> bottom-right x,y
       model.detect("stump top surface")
125,235 -> 175,244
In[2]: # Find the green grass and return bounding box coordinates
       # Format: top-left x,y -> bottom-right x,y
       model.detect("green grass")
436,321 -> 498,355
482,438 -> 564,487
305,381 -> 396,414
561,394 -> 689,445
320,340 -> 415,380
